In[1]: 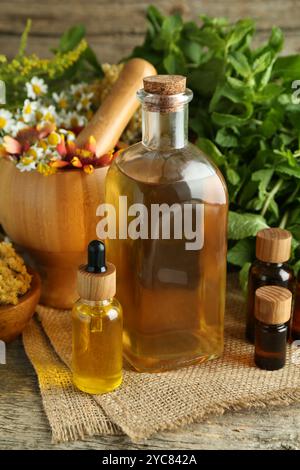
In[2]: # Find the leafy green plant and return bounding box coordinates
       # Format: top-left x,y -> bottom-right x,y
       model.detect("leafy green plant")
130,6 -> 300,287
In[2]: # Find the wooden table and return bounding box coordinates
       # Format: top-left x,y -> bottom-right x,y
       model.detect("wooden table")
1,338 -> 300,450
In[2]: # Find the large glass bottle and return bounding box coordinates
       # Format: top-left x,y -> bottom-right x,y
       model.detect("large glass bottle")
104,75 -> 228,372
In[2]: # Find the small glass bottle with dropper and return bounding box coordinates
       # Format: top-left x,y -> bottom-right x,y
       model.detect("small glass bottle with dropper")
72,240 -> 123,394
254,285 -> 292,371
246,228 -> 294,343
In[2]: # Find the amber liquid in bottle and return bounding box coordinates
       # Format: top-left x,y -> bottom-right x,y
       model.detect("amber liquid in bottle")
72,298 -> 123,394
72,240 -> 122,395
255,321 -> 288,370
246,260 -> 295,343
104,79 -> 228,372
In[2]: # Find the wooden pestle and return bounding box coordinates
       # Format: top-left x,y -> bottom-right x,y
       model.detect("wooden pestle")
76,58 -> 157,156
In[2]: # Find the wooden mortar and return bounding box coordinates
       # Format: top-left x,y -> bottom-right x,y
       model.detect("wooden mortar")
0,58 -> 156,309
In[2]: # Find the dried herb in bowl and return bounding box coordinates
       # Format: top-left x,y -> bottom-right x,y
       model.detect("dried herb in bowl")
0,242 -> 31,305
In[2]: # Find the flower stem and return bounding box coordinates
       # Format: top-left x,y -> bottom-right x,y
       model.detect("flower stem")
261,179 -> 283,218
279,211 -> 289,229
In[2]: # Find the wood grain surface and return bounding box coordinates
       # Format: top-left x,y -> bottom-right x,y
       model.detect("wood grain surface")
0,337 -> 300,450
1,0 -> 300,62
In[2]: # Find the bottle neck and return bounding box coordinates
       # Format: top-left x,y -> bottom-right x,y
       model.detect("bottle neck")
142,104 -> 188,150
256,258 -> 285,268
81,298 -> 112,307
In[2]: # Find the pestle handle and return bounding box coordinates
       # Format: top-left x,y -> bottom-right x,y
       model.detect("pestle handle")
76,58 -> 157,156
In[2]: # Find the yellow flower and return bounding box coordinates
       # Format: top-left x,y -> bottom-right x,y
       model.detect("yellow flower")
71,156 -> 82,168
48,132 -> 61,146
83,164 -> 94,174
37,162 -> 57,176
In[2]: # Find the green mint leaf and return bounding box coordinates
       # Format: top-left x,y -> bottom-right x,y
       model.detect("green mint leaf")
58,25 -> 85,53
82,47 -> 103,76
228,211 -> 269,240
226,167 -> 241,186
189,58 -> 225,96
196,138 -> 224,166
239,262 -> 252,293
228,51 -> 251,78
276,164 -> 300,179
216,127 -> 238,147
268,27 -> 284,53
227,239 -> 255,267
253,51 -> 272,75
163,50 -> 186,74
252,169 -> 274,200
273,54 -> 300,81
226,18 -> 255,49
212,102 -> 253,126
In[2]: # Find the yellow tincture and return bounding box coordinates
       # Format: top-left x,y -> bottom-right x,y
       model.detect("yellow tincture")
72,240 -> 123,394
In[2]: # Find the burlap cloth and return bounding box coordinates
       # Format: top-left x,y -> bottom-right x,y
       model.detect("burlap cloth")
23,276 -> 300,443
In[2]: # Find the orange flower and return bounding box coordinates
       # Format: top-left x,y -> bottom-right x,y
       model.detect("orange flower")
84,135 -> 97,153
37,122 -> 56,139
97,150 -> 114,167
83,164 -> 94,174
0,144 -> 7,157
56,135 -> 67,157
50,160 -> 69,168
66,140 -> 76,155
3,136 -> 22,154
71,156 -> 82,168
75,148 -> 93,159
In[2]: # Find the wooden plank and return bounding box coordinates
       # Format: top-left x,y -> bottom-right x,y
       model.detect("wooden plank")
0,0 -> 299,36
0,29 -> 299,64
0,338 -> 300,450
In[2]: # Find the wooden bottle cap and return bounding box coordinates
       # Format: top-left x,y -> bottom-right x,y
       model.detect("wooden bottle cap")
255,285 -> 292,324
256,228 -> 292,263
77,262 -> 116,301
143,75 -> 186,95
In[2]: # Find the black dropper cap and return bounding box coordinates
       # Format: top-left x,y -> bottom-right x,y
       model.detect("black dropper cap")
86,240 -> 107,273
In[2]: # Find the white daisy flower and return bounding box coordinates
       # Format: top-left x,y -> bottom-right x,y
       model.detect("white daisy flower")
70,83 -> 88,98
52,91 -> 69,110
22,99 -> 40,124
76,92 -> 94,111
59,128 -> 76,141
64,111 -> 87,129
38,104 -> 58,124
0,109 -> 15,133
55,109 -> 69,127
16,155 -> 37,172
46,149 -> 62,161
25,77 -> 48,100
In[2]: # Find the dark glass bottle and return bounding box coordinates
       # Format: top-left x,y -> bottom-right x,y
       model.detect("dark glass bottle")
254,285 -> 292,371
246,228 -> 294,343
292,272 -> 300,340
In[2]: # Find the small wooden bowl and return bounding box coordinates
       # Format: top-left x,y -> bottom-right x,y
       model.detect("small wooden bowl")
0,267 -> 41,342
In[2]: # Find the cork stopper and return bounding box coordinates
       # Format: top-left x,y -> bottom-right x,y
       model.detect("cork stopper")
255,286 -> 292,325
143,75 -> 186,95
77,240 -> 116,301
256,228 -> 292,263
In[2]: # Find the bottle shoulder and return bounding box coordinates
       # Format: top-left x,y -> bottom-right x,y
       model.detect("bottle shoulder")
72,298 -> 122,318
108,142 -> 228,204
250,260 -> 295,283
